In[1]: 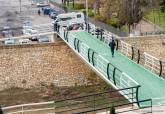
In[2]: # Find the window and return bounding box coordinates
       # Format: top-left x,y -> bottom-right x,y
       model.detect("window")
61,17 -> 72,21
77,14 -> 81,18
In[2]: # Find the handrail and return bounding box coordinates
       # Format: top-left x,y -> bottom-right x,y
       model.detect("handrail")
54,86 -> 140,103
74,99 -> 152,114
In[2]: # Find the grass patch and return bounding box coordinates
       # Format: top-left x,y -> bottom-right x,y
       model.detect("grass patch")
144,10 -> 165,29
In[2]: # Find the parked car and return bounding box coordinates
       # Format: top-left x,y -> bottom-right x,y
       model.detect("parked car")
4,39 -> 15,45
38,36 -> 49,43
36,2 -> 49,7
29,37 -> 38,41
50,12 -> 58,19
19,39 -> 31,44
43,7 -> 55,15
23,29 -> 38,35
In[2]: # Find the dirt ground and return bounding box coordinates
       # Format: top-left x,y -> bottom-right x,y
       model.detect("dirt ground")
0,80 -> 111,107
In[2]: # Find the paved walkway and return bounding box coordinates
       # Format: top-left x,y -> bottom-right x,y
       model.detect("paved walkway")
68,30 -> 165,106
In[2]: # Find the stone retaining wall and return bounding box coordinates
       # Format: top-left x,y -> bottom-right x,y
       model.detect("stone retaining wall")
0,42 -> 94,90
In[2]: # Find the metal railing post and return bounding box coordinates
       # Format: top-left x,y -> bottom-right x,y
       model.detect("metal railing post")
151,99 -> 153,114
107,63 -> 110,80
66,30 -> 69,42
136,85 -> 141,107
113,68 -> 116,85
159,61 -> 162,76
88,48 -> 91,63
131,88 -> 134,108
87,24 -> 90,33
116,39 -> 119,50
137,50 -> 140,64
77,40 -> 80,53
131,47 -> 134,60
64,30 -> 66,38
92,51 -> 95,66
100,30 -> 103,41
74,38 -> 77,50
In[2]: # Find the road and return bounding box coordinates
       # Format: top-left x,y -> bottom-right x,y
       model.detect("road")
0,0 -> 52,28
0,0 -> 52,37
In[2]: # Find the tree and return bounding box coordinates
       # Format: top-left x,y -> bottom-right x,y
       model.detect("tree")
110,106 -> 116,114
119,0 -> 143,33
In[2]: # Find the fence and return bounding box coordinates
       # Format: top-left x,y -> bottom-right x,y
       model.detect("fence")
2,90 -> 152,114
118,40 -> 164,77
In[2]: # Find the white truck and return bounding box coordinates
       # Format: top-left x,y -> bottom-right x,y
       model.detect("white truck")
52,12 -> 85,27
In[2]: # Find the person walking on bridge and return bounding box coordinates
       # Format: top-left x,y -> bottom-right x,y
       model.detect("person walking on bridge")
109,36 -> 116,58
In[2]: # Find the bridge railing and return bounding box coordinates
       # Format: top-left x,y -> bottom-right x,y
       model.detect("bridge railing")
57,27 -> 142,107
75,99 -> 152,114
54,87 -> 149,114
1,91 -> 152,114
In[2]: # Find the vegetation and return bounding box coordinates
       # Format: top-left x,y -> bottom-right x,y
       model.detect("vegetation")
145,10 -> 165,29
63,0 -> 165,32
110,105 -> 116,114
67,3 -> 85,10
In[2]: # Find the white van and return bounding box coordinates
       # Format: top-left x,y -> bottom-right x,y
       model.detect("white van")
52,12 -> 85,27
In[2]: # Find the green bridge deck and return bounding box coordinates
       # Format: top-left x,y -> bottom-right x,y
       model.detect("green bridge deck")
68,30 -> 165,106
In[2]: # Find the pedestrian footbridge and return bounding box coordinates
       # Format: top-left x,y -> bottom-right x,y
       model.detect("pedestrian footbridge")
55,26 -> 165,107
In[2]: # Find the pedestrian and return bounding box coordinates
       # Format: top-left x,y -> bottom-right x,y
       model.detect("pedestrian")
38,9 -> 41,15
109,36 -> 116,58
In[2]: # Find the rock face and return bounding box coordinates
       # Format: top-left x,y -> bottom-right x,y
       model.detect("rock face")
0,42 -> 93,90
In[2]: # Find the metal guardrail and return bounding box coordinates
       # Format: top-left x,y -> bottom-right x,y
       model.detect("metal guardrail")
1,92 -> 152,114
75,99 -> 152,114
54,87 -> 148,114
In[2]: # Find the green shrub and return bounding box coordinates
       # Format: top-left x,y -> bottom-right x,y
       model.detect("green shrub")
94,15 -> 106,22
81,9 -> 94,17
74,3 -> 85,10
68,3 -> 85,10
106,18 -> 119,28
88,10 -> 94,17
